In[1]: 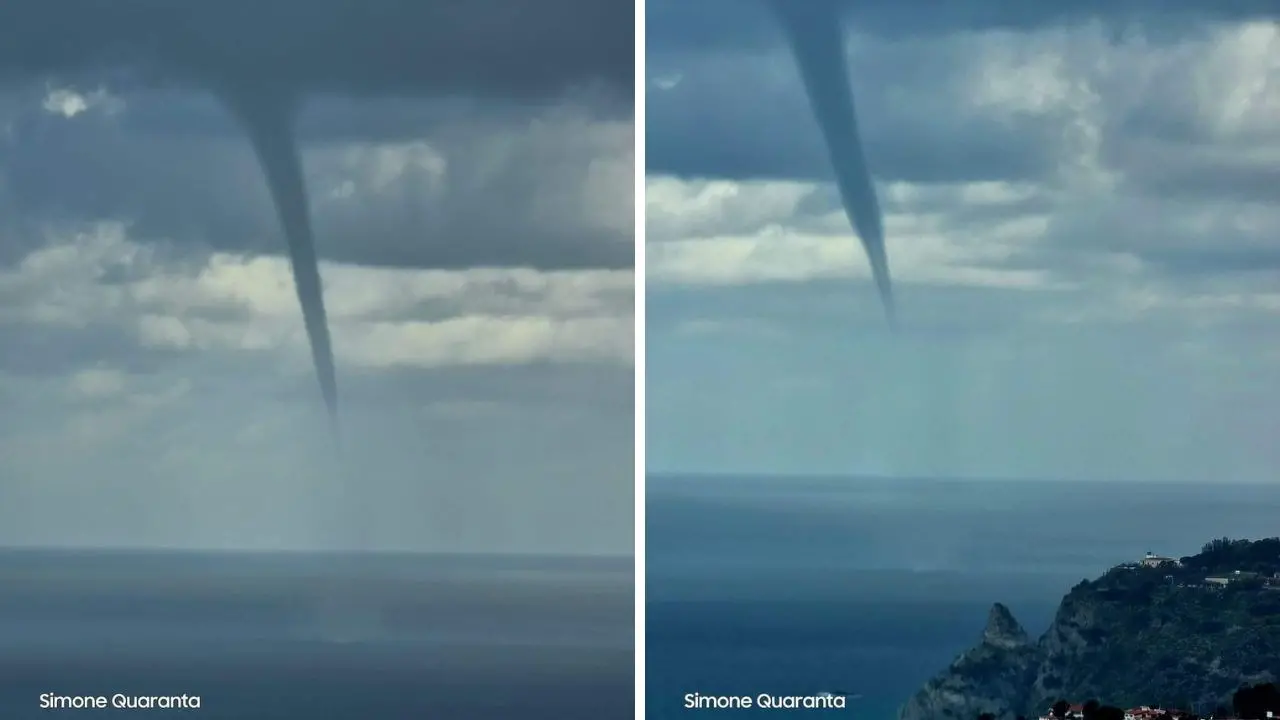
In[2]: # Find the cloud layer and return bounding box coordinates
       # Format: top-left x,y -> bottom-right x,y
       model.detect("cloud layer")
646,7 -> 1280,483
0,3 -> 634,553
648,16 -> 1280,290
1,0 -> 633,102
3,90 -> 634,270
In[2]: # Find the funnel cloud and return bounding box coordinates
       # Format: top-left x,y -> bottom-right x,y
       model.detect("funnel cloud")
222,85 -> 339,427
646,0 -> 1280,482
0,0 -> 634,556
770,0 -> 895,324
0,0 -> 632,434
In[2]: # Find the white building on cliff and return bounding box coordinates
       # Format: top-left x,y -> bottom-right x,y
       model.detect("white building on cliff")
1140,552 -> 1180,568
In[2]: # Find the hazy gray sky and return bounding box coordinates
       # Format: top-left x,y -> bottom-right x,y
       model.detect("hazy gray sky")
0,1 -> 634,554
646,1 -> 1280,482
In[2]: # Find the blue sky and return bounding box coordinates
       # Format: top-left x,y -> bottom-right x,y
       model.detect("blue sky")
0,1 -> 634,554
646,1 -> 1280,482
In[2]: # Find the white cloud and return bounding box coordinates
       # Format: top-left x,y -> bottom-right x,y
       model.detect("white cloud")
645,177 -> 1062,290
651,73 -> 684,91
0,67 -> 634,555
646,19 -> 1280,316
41,86 -> 125,119
1181,22 -> 1280,141
646,177 -> 814,240
66,367 -> 127,399
339,315 -> 631,369
1,221 -> 633,371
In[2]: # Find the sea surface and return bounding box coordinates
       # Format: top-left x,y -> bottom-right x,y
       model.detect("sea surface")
0,550 -> 633,719
646,475 -> 1280,719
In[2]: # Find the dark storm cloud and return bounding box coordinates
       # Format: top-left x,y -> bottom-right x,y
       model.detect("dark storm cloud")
1125,156 -> 1280,207
1,0 -> 635,438
107,93 -> 612,143
1093,97 -> 1280,205
646,34 -> 1061,185
647,98 -> 1055,185
2,107 -> 633,271
1034,190 -> 1280,281
0,0 -> 633,104
1104,131 -> 1280,206
647,0 -> 1278,54
646,0 -> 1278,187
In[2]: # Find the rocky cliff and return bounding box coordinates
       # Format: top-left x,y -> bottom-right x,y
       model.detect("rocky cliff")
896,603 -> 1039,720
898,538 -> 1280,720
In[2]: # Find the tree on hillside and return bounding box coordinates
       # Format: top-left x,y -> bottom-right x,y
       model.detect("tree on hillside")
1234,682 -> 1280,719
977,713 -> 995,720
1052,699 -> 1070,718
1196,538 -> 1280,574
1082,699 -> 1101,720
1095,707 -> 1125,720
1203,537 -> 1237,555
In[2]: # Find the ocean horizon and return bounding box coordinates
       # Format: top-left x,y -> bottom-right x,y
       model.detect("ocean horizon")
0,548 -> 634,719
646,474 -> 1280,719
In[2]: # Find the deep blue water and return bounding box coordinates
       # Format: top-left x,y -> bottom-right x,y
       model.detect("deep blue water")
0,550 -> 633,719
646,475 -> 1280,719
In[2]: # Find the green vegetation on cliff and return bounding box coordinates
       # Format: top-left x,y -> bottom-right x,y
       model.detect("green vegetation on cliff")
1060,538 -> 1280,709
899,538 -> 1280,720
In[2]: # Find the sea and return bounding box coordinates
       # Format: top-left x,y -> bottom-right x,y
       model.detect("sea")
0,550 -> 633,719
647,474 -> 1280,719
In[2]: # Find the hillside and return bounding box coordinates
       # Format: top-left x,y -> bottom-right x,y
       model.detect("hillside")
898,538 -> 1280,719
